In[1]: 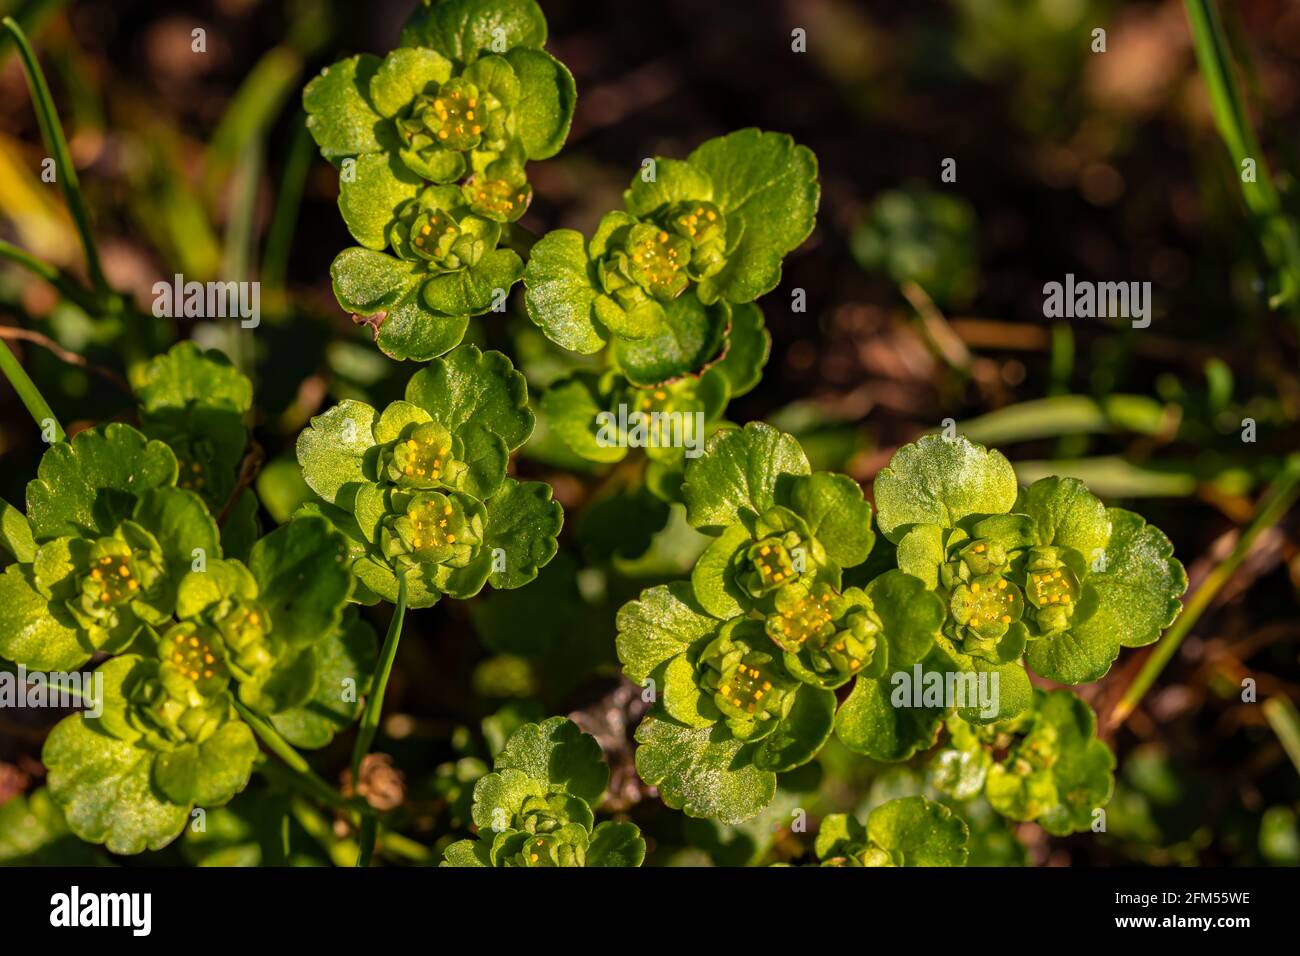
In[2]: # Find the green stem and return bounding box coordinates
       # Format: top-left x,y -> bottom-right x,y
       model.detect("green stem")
221,136 -> 262,377
0,239 -> 99,313
1112,455 -> 1300,724
1263,697 -> 1300,778
350,572 -> 408,782
261,120 -> 313,295
356,815 -> 377,868
2,16 -> 108,298
1184,0 -> 1300,309
0,338 -> 63,441
235,699 -> 363,815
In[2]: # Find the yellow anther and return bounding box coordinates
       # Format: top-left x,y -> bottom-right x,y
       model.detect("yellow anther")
1000,615 -> 1011,624
997,579 -> 1007,589
971,582 -> 980,594
118,565 -> 130,577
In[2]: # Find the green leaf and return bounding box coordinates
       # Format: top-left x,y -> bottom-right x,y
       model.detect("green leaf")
0,564 -> 87,670
0,498 -> 36,563
303,54 -> 386,162
1015,476 -> 1111,557
219,488 -> 260,564
400,0 -> 548,62
331,246 -> 425,315
26,424 -> 178,542
865,570 -> 945,669
687,129 -> 819,304
1029,508 -> 1186,683
192,721 -> 258,805
130,341 -> 253,415
682,422 -> 810,533
368,47 -> 452,117
701,301 -> 770,399
866,796 -> 969,866
1086,507 -> 1186,650
586,821 -> 647,867
484,478 -> 563,589
623,158 -> 714,218
494,716 -> 608,805
441,839 -> 491,867
271,610 -> 378,748
295,399 -> 377,505
615,582 -> 720,685
690,523 -> 750,619
612,292 -> 727,386
785,471 -> 875,567
539,374 -> 627,464
523,229 -> 605,353
753,686 -> 836,772
249,516 -> 352,649
422,248 -> 523,317
815,812 -> 867,860
985,690 -> 1115,835
834,666 -> 945,761
634,716 -> 775,824
405,344 -> 534,450
339,153 -> 423,250
874,435 -> 1019,542
505,48 -> 575,159
43,715 -> 189,854
130,487 -> 221,617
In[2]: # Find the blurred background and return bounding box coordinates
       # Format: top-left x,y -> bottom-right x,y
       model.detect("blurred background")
1,0 -> 1299,866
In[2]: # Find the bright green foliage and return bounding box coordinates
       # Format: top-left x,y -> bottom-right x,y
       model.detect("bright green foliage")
616,425 -> 1183,848
0,414 -> 364,854
618,423 -> 946,822
814,796 -> 969,866
441,717 -> 645,866
524,129 -> 817,385
931,689 -> 1116,836
303,0 -> 574,361
878,435 -> 1187,689
129,343 -> 259,560
296,344 -> 561,607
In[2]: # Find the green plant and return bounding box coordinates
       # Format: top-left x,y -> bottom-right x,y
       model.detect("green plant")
615,427 -> 1185,843
441,716 -> 644,866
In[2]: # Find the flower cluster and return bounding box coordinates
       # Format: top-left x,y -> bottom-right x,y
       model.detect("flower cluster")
303,0 -> 576,361
441,717 -> 644,867
296,344 -> 562,608
614,425 -> 1186,826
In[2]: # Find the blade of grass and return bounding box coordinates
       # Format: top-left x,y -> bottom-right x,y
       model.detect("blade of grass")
1263,697 -> 1300,778
1110,454 -> 1300,726
234,699 -> 365,816
261,120 -> 313,296
0,337 -> 63,441
2,16 -> 108,298
221,136 -> 262,377
1184,0 -> 1300,310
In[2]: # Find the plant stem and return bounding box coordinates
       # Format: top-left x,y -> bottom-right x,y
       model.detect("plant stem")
262,120 -> 313,295
2,16 -> 109,298
356,815 -> 377,868
1184,0 -> 1300,309
0,337 -> 63,441
350,572 -> 408,783
1263,697 -> 1300,778
1111,455 -> 1300,725
0,239 -> 100,314
235,699 -> 362,815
